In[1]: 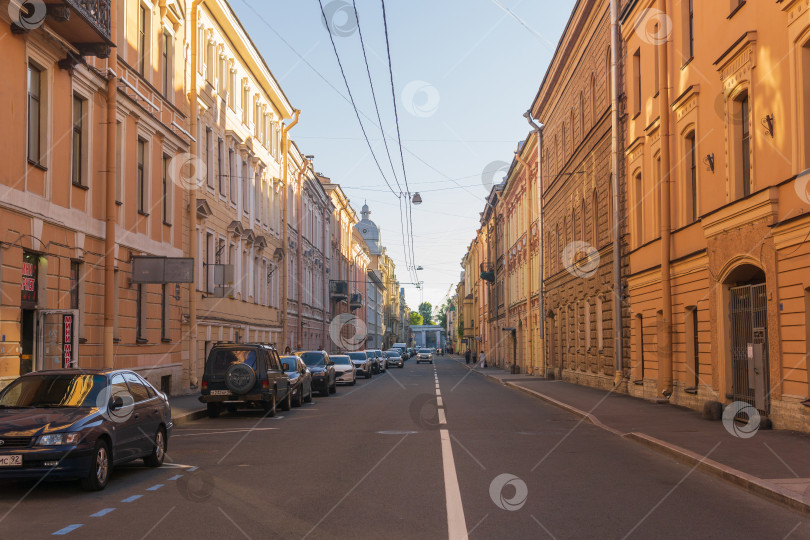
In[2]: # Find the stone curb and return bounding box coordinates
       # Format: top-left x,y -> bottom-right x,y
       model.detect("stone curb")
171,408 -> 207,426
453,358 -> 810,517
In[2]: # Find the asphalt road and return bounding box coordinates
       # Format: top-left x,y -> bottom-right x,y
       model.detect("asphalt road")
1,357 -> 808,539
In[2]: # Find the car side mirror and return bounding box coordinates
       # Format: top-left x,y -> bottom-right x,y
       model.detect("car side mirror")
111,396 -> 124,410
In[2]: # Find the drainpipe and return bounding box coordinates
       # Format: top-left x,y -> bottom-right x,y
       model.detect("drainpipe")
103,0 -> 119,369
185,0 -> 203,386
296,157 -> 312,350
280,110 -> 301,351
524,115 -> 545,376
657,0 -> 674,397
514,151 -> 534,374
609,0 -> 625,384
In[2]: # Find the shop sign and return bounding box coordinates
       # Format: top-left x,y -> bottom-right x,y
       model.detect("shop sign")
21,256 -> 38,304
62,314 -> 73,368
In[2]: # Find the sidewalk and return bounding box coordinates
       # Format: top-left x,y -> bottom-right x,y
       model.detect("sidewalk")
451,356 -> 810,517
168,393 -> 206,426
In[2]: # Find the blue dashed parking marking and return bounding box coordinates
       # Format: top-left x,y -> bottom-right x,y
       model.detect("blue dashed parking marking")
168,474 -> 183,481
187,466 -> 198,472
146,484 -> 163,491
52,524 -> 83,535
121,495 -> 142,503
90,508 -> 116,518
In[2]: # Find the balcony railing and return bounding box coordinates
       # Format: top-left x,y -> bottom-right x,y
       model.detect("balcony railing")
13,0 -> 113,58
349,293 -> 363,310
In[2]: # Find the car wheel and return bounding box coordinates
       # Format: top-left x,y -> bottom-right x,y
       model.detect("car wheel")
351,376 -> 357,386
304,385 -> 313,403
81,439 -> 110,491
281,386 -> 292,411
226,404 -> 238,414
206,402 -> 221,419
329,379 -> 337,394
263,393 -> 276,417
366,370 -> 372,379
144,428 -> 166,468
321,382 -> 330,397
293,386 -> 303,407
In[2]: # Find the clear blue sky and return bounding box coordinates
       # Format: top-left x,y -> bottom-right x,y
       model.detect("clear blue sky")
231,0 -> 575,311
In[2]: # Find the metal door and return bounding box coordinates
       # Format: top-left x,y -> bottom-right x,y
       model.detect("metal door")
729,284 -> 769,414
35,310 -> 79,371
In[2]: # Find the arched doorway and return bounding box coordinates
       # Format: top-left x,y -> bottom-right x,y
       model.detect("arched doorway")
725,264 -> 769,414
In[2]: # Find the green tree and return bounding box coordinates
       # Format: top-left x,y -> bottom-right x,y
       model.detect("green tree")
418,302 -> 433,325
409,311 -> 424,325
437,302 -> 449,329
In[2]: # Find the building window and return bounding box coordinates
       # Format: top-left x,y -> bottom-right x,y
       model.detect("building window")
137,138 -> 147,214
205,127 -> 214,189
596,296 -> 604,350
592,188 -> 599,244
687,0 -> 694,60
218,138 -> 225,195
27,62 -> 42,164
655,156 -> 662,237
242,159 -> 249,213
70,261 -> 80,310
113,269 -> 120,341
72,95 -> 85,186
161,284 -> 170,341
634,171 -> 643,245
633,49 -> 641,116
162,154 -> 171,225
136,284 -> 146,342
229,149 -> 237,203
205,39 -> 214,84
686,131 -> 697,223
138,4 -> 147,76
205,232 -> 214,293
116,120 -> 124,204
654,26 -> 660,96
686,306 -> 699,388
731,91 -> 752,199
161,29 -> 171,97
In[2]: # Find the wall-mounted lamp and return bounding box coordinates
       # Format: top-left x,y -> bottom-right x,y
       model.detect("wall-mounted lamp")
411,192 -> 422,205
703,153 -> 715,173
761,114 -> 774,138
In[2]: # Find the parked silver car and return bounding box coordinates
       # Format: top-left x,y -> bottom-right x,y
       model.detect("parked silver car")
347,351 -> 372,379
416,348 -> 434,364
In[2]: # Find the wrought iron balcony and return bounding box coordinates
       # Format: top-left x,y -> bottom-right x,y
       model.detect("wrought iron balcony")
11,1 -> 113,58
480,262 -> 495,283
349,293 -> 363,310
329,280 -> 349,301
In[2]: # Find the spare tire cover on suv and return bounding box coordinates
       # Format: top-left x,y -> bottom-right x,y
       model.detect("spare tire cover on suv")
225,363 -> 257,394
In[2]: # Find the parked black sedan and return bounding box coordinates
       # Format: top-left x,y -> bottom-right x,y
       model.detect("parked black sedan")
295,351 -> 336,396
0,369 -> 171,491
280,356 -> 313,407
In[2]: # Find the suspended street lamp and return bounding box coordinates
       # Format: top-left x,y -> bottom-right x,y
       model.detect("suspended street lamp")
411,192 -> 422,205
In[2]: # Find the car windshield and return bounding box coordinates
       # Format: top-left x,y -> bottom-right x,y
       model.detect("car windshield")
332,356 -> 351,365
280,357 -> 298,371
347,352 -> 367,361
300,352 -> 326,366
385,351 -> 400,357
0,374 -> 108,408
419,349 -> 432,353
207,349 -> 259,373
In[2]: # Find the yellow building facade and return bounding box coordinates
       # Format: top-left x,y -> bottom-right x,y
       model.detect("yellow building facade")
622,0 -> 810,429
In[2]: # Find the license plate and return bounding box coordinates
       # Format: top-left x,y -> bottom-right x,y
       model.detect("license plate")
0,455 -> 22,467
209,390 -> 230,396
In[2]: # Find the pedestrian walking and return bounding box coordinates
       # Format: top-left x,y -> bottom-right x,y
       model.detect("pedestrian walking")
465,349 -> 471,364
480,351 -> 486,369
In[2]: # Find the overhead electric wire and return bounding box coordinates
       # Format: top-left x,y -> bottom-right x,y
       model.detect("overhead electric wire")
350,0 -> 417,282
316,0 -> 399,199
381,0 -> 418,284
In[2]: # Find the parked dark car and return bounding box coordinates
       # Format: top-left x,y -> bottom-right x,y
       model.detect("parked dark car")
407,348 -> 416,358
280,356 -> 313,407
200,344 -> 291,418
384,350 -> 404,368
346,351 -> 372,379
373,349 -> 387,372
364,350 -> 381,374
0,369 -> 172,491
296,351 -> 336,396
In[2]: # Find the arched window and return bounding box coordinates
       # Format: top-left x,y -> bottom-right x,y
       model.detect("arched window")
591,73 -> 597,125
580,198 -> 586,242
634,170 -> 643,245
606,47 -> 612,111
579,92 -> 585,139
